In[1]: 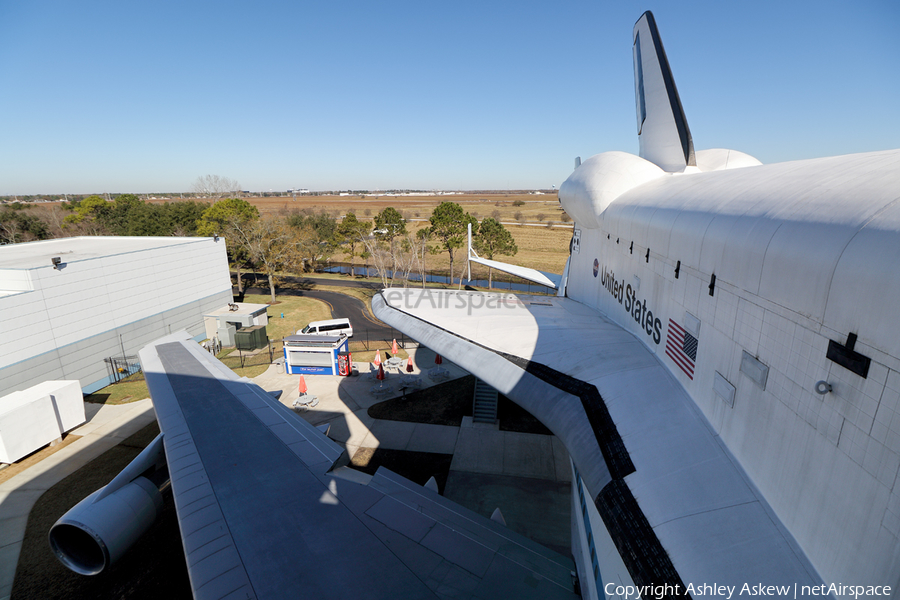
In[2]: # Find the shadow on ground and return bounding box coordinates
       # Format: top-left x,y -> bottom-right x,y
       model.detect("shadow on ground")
349,448 -> 453,494
367,374 -> 553,435
444,471 -> 571,556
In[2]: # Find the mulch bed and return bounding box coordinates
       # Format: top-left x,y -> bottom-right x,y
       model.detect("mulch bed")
12,423 -> 191,600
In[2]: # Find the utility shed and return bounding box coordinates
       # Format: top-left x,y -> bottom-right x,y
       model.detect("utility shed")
203,303 -> 269,346
0,236 -> 233,396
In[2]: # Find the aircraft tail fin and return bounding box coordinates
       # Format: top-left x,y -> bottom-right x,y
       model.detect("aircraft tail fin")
633,11 -> 695,172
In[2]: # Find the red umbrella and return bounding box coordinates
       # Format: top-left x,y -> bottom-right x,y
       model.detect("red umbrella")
376,363 -> 385,381
298,375 -> 308,395
373,349 -> 382,365
391,339 -> 399,355
406,357 -> 414,373
434,353 -> 443,365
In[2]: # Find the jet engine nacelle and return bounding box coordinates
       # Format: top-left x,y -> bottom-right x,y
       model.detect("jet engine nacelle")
49,433 -> 167,575
558,151 -> 665,229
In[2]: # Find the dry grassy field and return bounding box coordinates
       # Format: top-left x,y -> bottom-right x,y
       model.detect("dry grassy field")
28,192 -> 574,278
251,192 -> 574,278
240,192 -> 565,223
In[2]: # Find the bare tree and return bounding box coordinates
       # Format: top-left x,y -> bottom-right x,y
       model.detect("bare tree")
196,198 -> 260,293
233,217 -> 308,303
414,228 -> 436,288
0,219 -> 20,244
394,231 -> 432,288
44,206 -> 69,238
191,174 -> 241,201
360,234 -> 394,288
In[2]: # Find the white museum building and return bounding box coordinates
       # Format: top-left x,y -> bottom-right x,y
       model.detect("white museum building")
0,236 -> 234,397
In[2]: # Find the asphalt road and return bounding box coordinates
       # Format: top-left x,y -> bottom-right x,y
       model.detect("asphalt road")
239,273 -> 381,291
236,283 -> 401,346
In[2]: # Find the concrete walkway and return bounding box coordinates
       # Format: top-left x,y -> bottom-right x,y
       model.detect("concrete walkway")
253,346 -> 472,462
0,399 -> 157,600
451,417 -> 571,482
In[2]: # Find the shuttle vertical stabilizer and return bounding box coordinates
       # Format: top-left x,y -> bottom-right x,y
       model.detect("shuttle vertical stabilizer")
633,11 -> 696,172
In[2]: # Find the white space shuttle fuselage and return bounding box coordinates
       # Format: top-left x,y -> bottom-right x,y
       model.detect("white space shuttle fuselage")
559,11 -> 900,594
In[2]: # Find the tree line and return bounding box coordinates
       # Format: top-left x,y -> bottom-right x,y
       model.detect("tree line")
0,194 -> 517,301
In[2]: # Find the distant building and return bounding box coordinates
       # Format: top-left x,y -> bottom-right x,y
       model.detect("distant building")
0,236 -> 233,396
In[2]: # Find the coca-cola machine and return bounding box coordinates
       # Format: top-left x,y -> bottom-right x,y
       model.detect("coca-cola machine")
337,351 -> 352,376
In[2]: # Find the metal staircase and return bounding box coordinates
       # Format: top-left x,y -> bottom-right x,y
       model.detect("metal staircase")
472,378 -> 499,424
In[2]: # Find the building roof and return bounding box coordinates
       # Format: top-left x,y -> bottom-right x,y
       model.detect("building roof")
0,236 -> 216,270
284,334 -> 346,346
204,303 -> 269,318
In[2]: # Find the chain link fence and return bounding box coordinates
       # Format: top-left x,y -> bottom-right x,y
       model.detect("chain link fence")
349,328 -> 416,353
217,342 -> 277,371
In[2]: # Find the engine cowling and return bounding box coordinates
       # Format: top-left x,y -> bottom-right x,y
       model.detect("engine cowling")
49,476 -> 163,575
49,432 -> 167,575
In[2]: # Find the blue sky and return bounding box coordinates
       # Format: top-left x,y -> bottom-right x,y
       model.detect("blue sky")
1,1 -> 897,195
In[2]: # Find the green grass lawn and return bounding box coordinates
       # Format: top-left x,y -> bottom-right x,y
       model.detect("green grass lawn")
215,347 -> 272,379
242,293 -> 333,341
87,293 -> 333,405
84,373 -> 149,405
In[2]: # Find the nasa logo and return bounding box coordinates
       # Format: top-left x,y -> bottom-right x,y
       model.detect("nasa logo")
593,259 -> 599,277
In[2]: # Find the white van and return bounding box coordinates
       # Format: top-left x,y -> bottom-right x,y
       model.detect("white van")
298,318 -> 353,338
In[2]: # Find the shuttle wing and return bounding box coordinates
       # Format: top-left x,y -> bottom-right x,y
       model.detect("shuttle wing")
138,332 -> 578,600
373,289 -> 826,593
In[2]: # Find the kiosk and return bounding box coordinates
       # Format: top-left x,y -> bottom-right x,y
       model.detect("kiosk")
283,334 -> 350,375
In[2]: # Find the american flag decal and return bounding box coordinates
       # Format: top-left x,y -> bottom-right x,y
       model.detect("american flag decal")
666,319 -> 697,380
